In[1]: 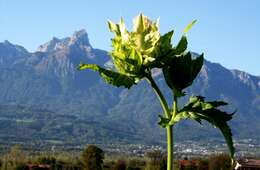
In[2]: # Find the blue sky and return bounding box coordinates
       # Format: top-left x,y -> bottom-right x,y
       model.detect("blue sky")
0,0 -> 260,75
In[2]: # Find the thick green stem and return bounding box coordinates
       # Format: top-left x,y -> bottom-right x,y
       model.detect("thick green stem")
173,95 -> 178,118
146,75 -> 174,170
167,125 -> 173,170
168,95 -> 178,170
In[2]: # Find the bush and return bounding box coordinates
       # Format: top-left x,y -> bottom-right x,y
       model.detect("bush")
208,154 -> 232,170
145,150 -> 166,170
36,156 -> 56,165
35,156 -> 56,169
14,162 -> 27,170
113,160 -> 126,170
197,159 -> 208,170
81,145 -> 104,170
126,167 -> 141,170
3,145 -> 27,170
127,159 -> 142,170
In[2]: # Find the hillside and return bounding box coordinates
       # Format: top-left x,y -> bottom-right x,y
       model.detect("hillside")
0,30 -> 259,145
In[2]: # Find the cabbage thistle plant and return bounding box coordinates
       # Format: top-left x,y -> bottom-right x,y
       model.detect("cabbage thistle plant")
79,14 -> 234,170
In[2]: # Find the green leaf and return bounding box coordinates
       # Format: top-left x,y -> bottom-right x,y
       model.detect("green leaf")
175,96 -> 235,157
183,20 -> 197,34
78,63 -> 136,88
159,31 -> 174,50
175,36 -> 187,54
158,115 -> 170,128
108,20 -> 117,32
147,30 -> 174,68
162,52 -> 204,94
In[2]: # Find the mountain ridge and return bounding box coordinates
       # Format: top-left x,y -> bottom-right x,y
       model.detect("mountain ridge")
0,29 -> 259,145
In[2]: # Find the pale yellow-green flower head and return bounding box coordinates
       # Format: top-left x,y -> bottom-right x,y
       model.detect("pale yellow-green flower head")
108,14 -> 162,78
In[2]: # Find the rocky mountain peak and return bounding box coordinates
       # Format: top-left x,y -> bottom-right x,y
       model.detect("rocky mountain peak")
0,40 -> 28,53
3,40 -> 11,45
69,29 -> 90,46
37,37 -> 62,53
37,29 -> 91,53
231,69 -> 260,90
0,41 -> 29,65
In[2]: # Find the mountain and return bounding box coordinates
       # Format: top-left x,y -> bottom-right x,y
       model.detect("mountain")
0,30 -> 259,146
0,30 -> 116,117
0,40 -> 29,66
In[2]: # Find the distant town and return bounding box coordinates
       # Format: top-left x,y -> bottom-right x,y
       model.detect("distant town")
1,138 -> 259,158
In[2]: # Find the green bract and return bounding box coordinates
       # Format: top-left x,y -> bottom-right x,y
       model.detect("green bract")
79,14 -> 235,170
80,14 -> 170,88
108,14 -> 162,76
163,52 -> 204,96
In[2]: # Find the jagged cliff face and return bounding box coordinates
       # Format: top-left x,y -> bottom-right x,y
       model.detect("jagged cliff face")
37,29 -> 91,52
0,30 -> 259,143
0,30 -> 112,113
0,40 -> 29,66
25,29 -> 105,78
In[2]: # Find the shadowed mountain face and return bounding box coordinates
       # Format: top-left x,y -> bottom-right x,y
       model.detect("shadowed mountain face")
0,30 -> 259,144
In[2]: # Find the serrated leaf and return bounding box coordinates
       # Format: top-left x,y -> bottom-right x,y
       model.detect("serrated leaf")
147,30 -> 174,68
162,52 -> 204,94
183,20 -> 197,34
158,115 -> 170,128
169,111 -> 189,125
177,96 -> 235,157
175,36 -> 187,54
78,64 -> 136,88
159,31 -> 173,49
